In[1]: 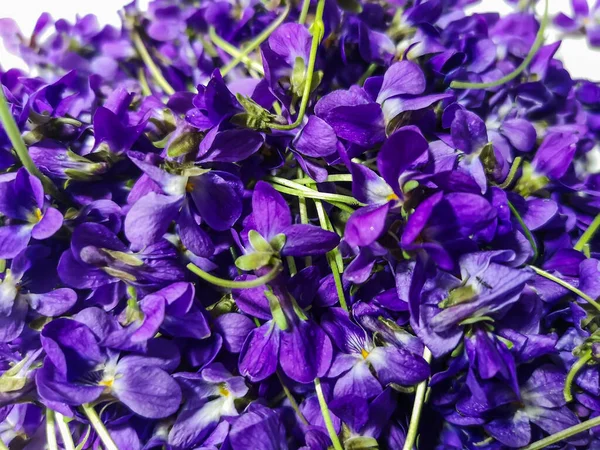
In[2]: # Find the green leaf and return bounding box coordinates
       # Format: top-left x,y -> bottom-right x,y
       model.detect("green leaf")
167,131 -> 203,157
235,252 -> 273,271
266,290 -> 288,331
336,0 -> 363,13
270,233 -> 287,253
249,230 -> 273,253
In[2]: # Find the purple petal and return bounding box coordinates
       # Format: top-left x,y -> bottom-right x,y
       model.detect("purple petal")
177,202 -> 214,257
0,225 -> 32,259
376,60 -> 426,103
500,119 -> 537,152
367,346 -> 430,386
281,224 -> 340,257
28,288 -> 77,317
323,104 -> 386,147
344,203 -> 390,247
214,313 -> 256,353
451,110 -> 488,155
279,321 -> 333,383
31,207 -> 63,240
251,181 -> 291,241
190,171 -> 243,231
532,132 -> 579,179
238,322 -> 280,382
125,193 -> 182,248
294,116 -> 338,158
485,410 -> 531,447
199,129 -> 264,163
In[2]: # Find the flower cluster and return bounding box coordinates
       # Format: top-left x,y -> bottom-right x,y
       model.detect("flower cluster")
0,0 -> 600,449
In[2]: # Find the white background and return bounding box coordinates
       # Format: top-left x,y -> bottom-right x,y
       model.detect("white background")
0,0 -> 598,81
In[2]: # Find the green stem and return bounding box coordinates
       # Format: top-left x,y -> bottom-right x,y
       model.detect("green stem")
0,84 -> 61,199
402,347 -> 433,450
277,371 -> 308,424
56,412 -> 76,450
220,4 -> 290,76
137,67 -> 152,96
286,256 -> 298,276
46,409 -> 58,450
564,351 -> 593,402
314,378 -> 344,450
267,177 -> 364,206
298,0 -> 311,24
131,30 -> 175,95
81,403 -> 118,450
293,174 -> 354,185
268,0 -> 325,131
358,63 -> 378,86
297,168 -> 312,268
0,438 -> 8,450
508,201 -> 538,263
450,0 -> 549,90
209,27 -> 265,76
187,263 -> 282,289
314,198 -> 348,312
497,156 -> 522,189
530,266 -> 600,313
521,414 -> 600,450
575,214 -> 600,252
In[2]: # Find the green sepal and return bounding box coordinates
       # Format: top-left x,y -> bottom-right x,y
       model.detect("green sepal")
514,161 -> 549,197
167,131 -> 203,157
266,290 -> 289,331
459,315 -> 495,326
249,230 -> 273,254
403,180 -> 419,194
290,295 -> 308,321
0,358 -> 29,392
235,252 -> 273,271
480,142 -> 497,175
439,284 -> 478,309
103,267 -> 137,282
123,296 -> 144,326
270,233 -> 287,253
102,249 -> 144,266
232,94 -> 276,131
291,57 -> 307,98
344,436 -> 378,450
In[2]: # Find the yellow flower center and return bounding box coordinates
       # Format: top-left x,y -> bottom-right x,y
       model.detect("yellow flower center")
386,193 -> 399,202
361,348 -> 370,359
99,378 -> 114,389
30,208 -> 43,223
218,384 -> 230,397
185,182 -> 194,193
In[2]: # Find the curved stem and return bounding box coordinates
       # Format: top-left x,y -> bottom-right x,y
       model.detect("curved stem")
208,27 -> 265,76
314,378 -> 344,450
81,403 -> 118,450
521,414 -> 600,450
277,371 -> 308,425
219,3 -> 290,76
358,63 -> 378,86
0,84 -> 62,199
450,0 -> 549,90
508,201 -> 538,263
496,156 -> 522,189
187,263 -> 282,289
56,412 -> 76,450
575,213 -> 600,252
46,409 -> 58,450
268,177 -> 364,206
137,67 -> 152,96
298,0 -> 311,24
268,0 -> 326,131
530,266 -> 600,313
564,351 -> 593,402
403,347 -> 433,450
131,30 -> 175,95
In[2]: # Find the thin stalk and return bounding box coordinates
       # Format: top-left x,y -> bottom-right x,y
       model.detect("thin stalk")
293,174 -> 354,185
508,201 -> 538,263
358,63 -> 378,86
530,266 -> 600,313
0,85 -> 61,199
314,198 -> 348,312
46,409 -> 58,450
208,27 -> 265,76
268,0 -> 326,130
187,263 -> 282,289
403,347 -> 433,450
286,256 -> 298,276
450,0 -> 549,90
564,351 -> 593,402
137,67 -> 152,96
220,3 -> 290,76
521,414 -> 600,450
81,403 -> 118,450
314,378 -> 344,450
496,156 -> 522,189
297,168 -> 312,268
298,0 -> 311,24
131,30 -> 175,95
56,412 -> 76,450
277,372 -> 308,425
575,214 -> 600,251
268,177 -> 364,206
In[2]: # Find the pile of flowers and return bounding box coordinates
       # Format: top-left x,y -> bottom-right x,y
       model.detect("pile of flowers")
0,0 -> 600,448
